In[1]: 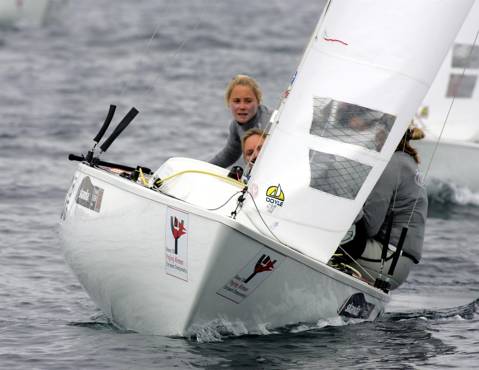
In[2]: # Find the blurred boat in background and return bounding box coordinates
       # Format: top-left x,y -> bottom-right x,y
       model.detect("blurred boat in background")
416,1 -> 479,192
0,0 -> 50,27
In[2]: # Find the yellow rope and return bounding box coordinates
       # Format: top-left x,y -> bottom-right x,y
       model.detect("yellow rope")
155,170 -> 244,188
139,167 -> 149,186
339,263 -> 363,279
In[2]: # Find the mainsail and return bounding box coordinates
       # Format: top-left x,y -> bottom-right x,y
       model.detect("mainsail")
418,0 -> 479,142
240,0 -> 473,263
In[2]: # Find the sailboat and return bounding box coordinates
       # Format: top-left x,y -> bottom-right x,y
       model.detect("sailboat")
0,0 -> 50,27
59,1 -> 473,337
416,0 -> 479,192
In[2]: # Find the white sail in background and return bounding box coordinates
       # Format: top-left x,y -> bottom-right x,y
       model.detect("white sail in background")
418,1 -> 479,142
0,0 -> 50,27
240,0 -> 473,263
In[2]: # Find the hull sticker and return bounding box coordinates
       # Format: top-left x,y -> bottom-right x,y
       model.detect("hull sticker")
217,248 -> 285,304
61,173 -> 79,220
165,207 -> 189,281
338,292 -> 374,319
75,176 -> 104,213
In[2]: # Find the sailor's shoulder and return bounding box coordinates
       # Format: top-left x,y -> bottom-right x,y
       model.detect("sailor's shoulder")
258,105 -> 272,122
390,151 -> 415,167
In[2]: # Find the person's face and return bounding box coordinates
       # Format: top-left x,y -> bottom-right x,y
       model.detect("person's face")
228,85 -> 259,124
243,134 -> 264,169
349,116 -> 368,130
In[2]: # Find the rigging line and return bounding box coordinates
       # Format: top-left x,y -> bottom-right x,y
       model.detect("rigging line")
245,189 -> 377,283
245,80 -> 293,174
207,191 -> 242,211
245,191 -> 309,257
156,169 -> 244,188
142,19 -> 202,102
391,128 -> 414,213
407,28 -> 479,227
246,191 -> 287,246
117,22 -> 164,100
337,245 -> 376,282
391,140 -> 407,211
112,8 -> 203,112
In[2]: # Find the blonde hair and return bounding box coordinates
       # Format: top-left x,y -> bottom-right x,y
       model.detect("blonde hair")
396,124 -> 425,164
241,128 -> 266,150
225,74 -> 263,105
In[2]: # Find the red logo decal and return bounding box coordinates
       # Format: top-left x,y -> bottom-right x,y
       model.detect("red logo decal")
244,254 -> 276,283
322,31 -> 348,46
170,216 -> 187,254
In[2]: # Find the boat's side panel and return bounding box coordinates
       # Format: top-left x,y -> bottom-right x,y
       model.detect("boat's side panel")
60,169 -> 231,335
60,166 -> 388,336
188,225 -> 387,334
416,138 -> 479,191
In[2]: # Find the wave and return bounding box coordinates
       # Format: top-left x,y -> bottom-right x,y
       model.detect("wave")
68,312 -> 132,333
188,315 -> 374,343
427,178 -> 479,207
66,297 -> 478,343
188,297 -> 478,342
385,297 -> 478,322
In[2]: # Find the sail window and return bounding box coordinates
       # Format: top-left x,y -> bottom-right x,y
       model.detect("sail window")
446,74 -> 477,98
310,98 -> 395,152
309,150 -> 371,200
451,43 -> 479,69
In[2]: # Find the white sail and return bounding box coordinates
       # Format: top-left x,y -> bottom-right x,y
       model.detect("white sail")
418,1 -> 479,142
0,0 -> 50,27
240,0 -> 473,263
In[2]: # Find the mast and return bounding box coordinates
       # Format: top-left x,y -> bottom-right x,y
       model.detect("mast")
240,0 -> 474,263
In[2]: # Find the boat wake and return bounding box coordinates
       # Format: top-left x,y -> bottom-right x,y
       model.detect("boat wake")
427,178 -> 479,207
66,298 -> 478,343
188,316 -> 371,343
384,296 -> 478,322
190,297 -> 479,342
68,313 -> 132,333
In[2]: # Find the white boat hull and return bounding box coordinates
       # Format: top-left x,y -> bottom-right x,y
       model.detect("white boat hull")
416,137 -> 479,192
59,163 -> 389,336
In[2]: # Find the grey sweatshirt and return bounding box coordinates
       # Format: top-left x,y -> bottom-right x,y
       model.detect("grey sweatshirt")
362,151 -> 428,262
209,105 -> 271,168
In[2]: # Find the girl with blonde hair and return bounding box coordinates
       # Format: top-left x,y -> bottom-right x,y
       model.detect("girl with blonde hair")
209,74 -> 271,168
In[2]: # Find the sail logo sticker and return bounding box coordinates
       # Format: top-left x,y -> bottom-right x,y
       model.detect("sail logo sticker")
165,207 -> 189,281
217,249 -> 285,304
322,30 -> 348,46
75,176 -> 104,213
265,184 -> 285,209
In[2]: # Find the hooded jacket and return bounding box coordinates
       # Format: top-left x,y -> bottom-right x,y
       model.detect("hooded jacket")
209,105 -> 271,168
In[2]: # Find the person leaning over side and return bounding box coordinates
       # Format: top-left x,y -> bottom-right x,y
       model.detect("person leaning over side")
241,128 -> 266,172
337,125 -> 428,290
209,74 -> 271,168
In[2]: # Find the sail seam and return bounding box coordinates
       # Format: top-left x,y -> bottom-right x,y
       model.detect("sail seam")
316,48 -> 431,88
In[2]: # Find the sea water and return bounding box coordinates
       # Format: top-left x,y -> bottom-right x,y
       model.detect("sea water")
0,1 -> 478,369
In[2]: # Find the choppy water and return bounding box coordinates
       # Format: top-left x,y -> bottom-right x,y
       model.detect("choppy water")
0,1 -> 478,369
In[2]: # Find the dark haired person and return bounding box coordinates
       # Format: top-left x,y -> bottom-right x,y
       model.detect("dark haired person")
336,126 -> 428,290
